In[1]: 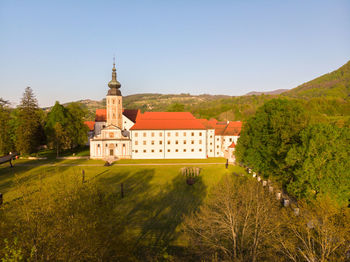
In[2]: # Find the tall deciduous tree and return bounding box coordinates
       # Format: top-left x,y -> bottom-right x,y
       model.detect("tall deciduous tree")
236,99 -> 308,185
285,124 -> 350,205
66,102 -> 88,149
15,87 -> 44,154
184,175 -> 281,261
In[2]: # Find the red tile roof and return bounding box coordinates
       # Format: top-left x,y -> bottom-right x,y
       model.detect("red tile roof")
198,119 -> 215,129
223,121 -> 242,136
130,119 -> 206,130
95,109 -> 106,122
84,121 -> 95,131
130,112 -> 204,130
228,142 -> 236,148
95,108 -> 140,123
123,109 -> 140,123
139,112 -> 196,120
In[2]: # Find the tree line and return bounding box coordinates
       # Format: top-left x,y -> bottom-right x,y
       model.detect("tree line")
236,98 -> 350,207
0,87 -> 88,157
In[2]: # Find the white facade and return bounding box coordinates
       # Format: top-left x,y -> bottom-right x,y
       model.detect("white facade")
131,130 -> 207,159
90,126 -> 131,159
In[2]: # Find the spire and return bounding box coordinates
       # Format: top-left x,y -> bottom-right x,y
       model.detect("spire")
108,58 -> 121,95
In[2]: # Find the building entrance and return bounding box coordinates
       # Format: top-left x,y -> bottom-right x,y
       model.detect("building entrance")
110,149 -> 114,156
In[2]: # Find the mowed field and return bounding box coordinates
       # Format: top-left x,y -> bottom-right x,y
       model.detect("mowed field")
0,158 -> 246,257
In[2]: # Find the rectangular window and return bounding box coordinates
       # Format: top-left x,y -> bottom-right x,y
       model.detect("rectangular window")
143,149 -> 146,153
199,140 -> 202,144
184,140 -> 187,144
160,132 -> 162,137
135,132 -> 138,137
151,140 -> 155,145
167,149 -> 170,152
210,142 -> 212,145
151,132 -> 155,137
175,132 -> 178,136
217,145 -> 219,148
184,132 -> 186,136
175,140 -> 178,144
199,149 -> 202,152
143,132 -> 146,137
151,149 -> 154,153
97,144 -> 100,147
183,149 -> 186,152
191,149 -> 194,152
135,150 -> 138,153
175,149 -> 178,152
159,141 -> 163,145
135,141 -> 138,145
191,132 -> 194,136
123,144 -> 125,147
217,138 -> 219,141
167,132 -> 171,137
160,149 -> 163,152
167,141 -> 170,145
199,132 -> 202,136
230,138 -> 232,142
210,135 -> 212,138
210,149 -> 212,152
191,140 -> 194,144
143,141 -> 146,145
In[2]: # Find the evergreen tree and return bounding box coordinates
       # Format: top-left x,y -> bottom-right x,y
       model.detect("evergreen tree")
0,98 -> 13,155
15,87 -> 44,154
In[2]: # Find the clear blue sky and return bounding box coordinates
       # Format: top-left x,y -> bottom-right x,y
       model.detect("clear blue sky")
1,0 -> 349,107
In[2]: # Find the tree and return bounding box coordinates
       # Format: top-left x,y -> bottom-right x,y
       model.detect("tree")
183,175 -> 281,261
0,98 -> 14,155
65,102 -> 88,149
285,124 -> 350,205
15,87 -> 44,154
236,99 -> 308,185
166,103 -> 185,112
278,197 -> 350,262
45,101 -> 88,153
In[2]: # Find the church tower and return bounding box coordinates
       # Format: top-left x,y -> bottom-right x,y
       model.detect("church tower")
106,59 -> 123,129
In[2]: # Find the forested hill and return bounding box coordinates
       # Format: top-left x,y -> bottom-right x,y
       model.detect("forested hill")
50,60 -> 350,122
282,60 -> 350,99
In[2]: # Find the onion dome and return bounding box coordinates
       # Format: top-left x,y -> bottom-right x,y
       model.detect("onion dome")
107,60 -> 122,96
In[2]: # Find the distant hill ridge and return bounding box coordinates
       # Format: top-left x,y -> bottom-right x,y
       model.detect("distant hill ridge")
46,60 -> 349,121
282,60 -> 350,99
245,89 -> 288,96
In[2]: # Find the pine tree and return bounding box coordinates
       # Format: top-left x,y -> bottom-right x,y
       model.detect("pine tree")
0,98 -> 13,155
15,87 -> 44,154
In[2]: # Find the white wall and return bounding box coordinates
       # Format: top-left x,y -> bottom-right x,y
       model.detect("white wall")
131,129 -> 207,159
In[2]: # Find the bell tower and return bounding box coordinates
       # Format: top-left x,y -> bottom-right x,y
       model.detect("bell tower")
106,59 -> 123,129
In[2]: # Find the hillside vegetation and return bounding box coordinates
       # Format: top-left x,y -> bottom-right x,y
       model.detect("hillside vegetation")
50,60 -> 350,123
282,60 -> 350,99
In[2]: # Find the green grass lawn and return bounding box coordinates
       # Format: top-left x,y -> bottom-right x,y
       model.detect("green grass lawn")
0,161 -> 246,258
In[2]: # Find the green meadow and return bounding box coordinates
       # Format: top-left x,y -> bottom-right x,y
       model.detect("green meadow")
0,158 -> 246,259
